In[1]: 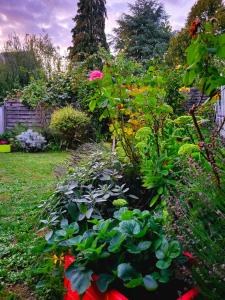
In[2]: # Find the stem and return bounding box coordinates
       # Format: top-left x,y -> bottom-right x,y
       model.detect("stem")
189,105 -> 221,187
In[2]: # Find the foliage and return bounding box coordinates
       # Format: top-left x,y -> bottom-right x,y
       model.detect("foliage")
21,78 -> 47,108
0,33 -> 61,102
49,106 -> 91,148
69,0 -> 108,63
44,207 -> 181,296
16,129 -> 46,152
165,0 -> 225,66
167,159 -> 225,300
184,21 -> 225,96
39,149 -> 139,228
186,0 -> 225,28
113,0 -> 172,62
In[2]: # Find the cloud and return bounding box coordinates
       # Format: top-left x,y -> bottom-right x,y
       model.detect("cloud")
0,0 -> 196,55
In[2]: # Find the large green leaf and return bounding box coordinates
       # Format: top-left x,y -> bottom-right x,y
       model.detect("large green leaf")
127,241 -> 151,254
143,275 -> 158,291
108,232 -> 126,253
156,258 -> 172,270
168,241 -> 181,259
65,266 -> 93,295
119,220 -> 141,235
96,274 -> 114,293
117,263 -> 136,281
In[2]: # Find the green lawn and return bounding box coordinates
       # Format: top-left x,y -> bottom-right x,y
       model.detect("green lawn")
0,152 -> 68,299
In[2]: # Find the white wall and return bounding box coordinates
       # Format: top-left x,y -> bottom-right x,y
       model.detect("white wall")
215,86 -> 225,138
0,106 -> 5,134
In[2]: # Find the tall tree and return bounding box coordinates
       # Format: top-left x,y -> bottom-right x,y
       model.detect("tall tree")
69,0 -> 108,63
166,0 -> 225,66
113,0 -> 172,62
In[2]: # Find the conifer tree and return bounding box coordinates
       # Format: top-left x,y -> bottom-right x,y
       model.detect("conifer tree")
113,0 -> 172,62
69,0 -> 108,63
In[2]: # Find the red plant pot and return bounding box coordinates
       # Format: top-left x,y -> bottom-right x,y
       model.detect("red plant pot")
64,255 -> 128,300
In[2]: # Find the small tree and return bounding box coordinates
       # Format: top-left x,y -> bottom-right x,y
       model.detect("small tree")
69,0 -> 108,63
113,0 -> 172,62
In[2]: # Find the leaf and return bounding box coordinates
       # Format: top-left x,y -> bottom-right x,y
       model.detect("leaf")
119,220 -> 141,235
156,259 -> 172,270
127,241 -> 151,254
89,100 -> 97,112
117,263 -> 136,282
96,274 -> 114,293
65,266 -> 93,295
45,230 -> 53,241
125,277 -> 143,288
155,250 -> 165,260
60,219 -> 68,229
108,232 -> 126,253
143,275 -> 158,291
159,269 -> 170,283
168,241 -> 181,259
149,194 -> 160,207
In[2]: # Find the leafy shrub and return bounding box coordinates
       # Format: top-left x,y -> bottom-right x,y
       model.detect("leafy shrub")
40,149 -> 138,228
49,106 -> 91,148
16,129 -> 46,152
45,207 -> 181,297
167,159 -> 225,300
21,78 -> 47,108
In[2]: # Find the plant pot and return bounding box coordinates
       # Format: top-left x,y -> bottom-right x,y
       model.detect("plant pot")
0,144 -> 11,153
64,255 -> 128,300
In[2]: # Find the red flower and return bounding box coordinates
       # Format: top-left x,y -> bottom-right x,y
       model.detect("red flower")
177,288 -> 199,300
183,251 -> 197,264
189,18 -> 201,38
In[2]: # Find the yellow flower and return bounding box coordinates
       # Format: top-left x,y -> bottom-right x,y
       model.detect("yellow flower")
53,254 -> 64,265
128,86 -> 149,96
124,127 -> 134,136
129,119 -> 139,126
179,87 -> 191,93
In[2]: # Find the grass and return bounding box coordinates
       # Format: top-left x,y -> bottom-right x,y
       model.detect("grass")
0,152 -> 69,299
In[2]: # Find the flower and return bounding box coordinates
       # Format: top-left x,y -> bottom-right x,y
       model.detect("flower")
0,140 -> 9,145
189,18 -> 201,38
183,251 -> 198,264
179,87 -> 191,93
177,288 -> 199,300
89,70 -> 104,81
53,253 -> 64,265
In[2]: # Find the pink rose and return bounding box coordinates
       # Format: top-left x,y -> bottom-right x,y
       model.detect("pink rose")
89,70 -> 104,81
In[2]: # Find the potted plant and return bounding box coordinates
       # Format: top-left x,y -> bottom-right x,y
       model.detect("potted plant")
0,139 -> 11,153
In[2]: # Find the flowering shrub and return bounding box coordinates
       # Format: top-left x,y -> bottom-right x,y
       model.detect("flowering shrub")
89,70 -> 104,81
16,129 -> 46,152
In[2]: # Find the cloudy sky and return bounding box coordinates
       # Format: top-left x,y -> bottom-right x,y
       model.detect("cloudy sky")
0,0 -> 196,54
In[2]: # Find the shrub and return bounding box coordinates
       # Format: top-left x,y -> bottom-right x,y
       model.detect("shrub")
49,106 -> 91,148
16,129 -> 46,152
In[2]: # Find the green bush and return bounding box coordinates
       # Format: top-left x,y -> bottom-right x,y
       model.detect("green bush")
49,105 -> 91,148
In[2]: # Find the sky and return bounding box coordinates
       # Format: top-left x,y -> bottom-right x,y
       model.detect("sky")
0,0 -> 197,55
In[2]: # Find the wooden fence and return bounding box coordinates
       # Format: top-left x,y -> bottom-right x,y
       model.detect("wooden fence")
1,99 -> 53,131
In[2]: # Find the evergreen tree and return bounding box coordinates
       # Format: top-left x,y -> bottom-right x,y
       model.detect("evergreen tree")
69,0 -> 108,63
113,0 -> 172,62
166,0 -> 225,66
